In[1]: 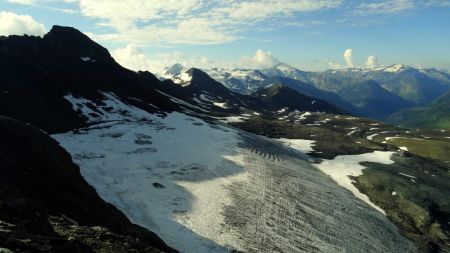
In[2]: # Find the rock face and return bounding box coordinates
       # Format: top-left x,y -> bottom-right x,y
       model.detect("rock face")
0,116 -> 176,253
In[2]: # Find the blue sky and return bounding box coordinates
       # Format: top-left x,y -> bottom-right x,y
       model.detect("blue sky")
1,0 -> 449,72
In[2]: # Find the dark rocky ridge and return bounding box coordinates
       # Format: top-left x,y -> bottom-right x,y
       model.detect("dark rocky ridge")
0,115 -> 176,252
253,83 -> 347,115
0,26 -> 178,134
261,76 -> 358,115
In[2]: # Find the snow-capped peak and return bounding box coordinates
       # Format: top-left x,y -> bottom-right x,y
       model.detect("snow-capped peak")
274,63 -> 297,74
382,64 -> 409,73
158,63 -> 190,82
164,63 -> 185,76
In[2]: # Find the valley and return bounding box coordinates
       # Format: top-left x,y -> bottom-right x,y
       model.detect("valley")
1,25 -> 449,253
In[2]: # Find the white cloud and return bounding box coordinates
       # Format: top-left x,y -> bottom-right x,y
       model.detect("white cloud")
7,0 -> 36,5
239,49 -> 280,69
76,0 -> 342,45
216,0 -> 342,21
354,0 -> 415,15
366,55 -> 379,68
420,0 -> 450,7
111,46 -> 282,73
0,11 -> 46,36
111,44 -> 153,72
343,49 -> 354,68
7,0 -> 78,14
112,44 -> 216,73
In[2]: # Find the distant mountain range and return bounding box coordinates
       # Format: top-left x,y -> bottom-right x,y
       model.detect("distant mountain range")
160,62 -> 450,123
309,65 -> 450,105
154,66 -> 347,117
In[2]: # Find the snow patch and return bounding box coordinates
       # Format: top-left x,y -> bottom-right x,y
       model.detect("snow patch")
314,151 -> 395,215
221,116 -> 246,123
366,133 -> 379,141
298,112 -> 311,120
347,129 -> 358,136
276,138 -> 315,153
80,56 -> 95,62
213,102 -> 228,109
398,173 -> 416,179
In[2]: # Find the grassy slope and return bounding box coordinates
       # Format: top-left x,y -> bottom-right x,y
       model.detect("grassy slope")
390,91 -> 450,129
387,138 -> 450,162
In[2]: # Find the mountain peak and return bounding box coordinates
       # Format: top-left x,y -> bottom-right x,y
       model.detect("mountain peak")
43,25 -> 113,63
383,64 -> 410,73
274,62 -> 296,72
274,62 -> 293,68
261,62 -> 308,82
165,63 -> 185,76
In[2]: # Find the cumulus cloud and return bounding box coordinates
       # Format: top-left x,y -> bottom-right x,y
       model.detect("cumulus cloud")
366,55 -> 379,68
111,44 -> 153,72
239,49 -> 280,69
343,49 -> 354,68
0,11 -> 46,36
354,0 -> 415,15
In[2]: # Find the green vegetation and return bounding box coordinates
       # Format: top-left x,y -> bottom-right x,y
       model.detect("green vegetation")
355,154 -> 450,252
386,137 -> 450,162
390,91 -> 450,129
230,115 -> 386,159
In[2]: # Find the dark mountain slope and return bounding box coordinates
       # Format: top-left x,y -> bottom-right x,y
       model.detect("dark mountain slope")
253,83 -> 347,115
262,76 -> 358,114
389,90 -> 450,129
0,115 -> 176,252
0,26 -> 177,133
366,68 -> 450,104
336,80 -> 414,119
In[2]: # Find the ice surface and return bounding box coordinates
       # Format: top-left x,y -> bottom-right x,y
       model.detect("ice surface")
53,93 -> 416,253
